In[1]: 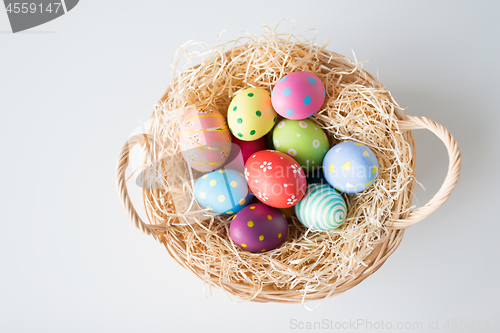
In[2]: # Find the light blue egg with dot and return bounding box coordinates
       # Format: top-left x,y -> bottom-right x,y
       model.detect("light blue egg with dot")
322,142 -> 379,193
194,169 -> 253,214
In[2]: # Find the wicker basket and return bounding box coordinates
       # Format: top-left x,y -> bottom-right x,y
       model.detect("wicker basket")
116,35 -> 461,303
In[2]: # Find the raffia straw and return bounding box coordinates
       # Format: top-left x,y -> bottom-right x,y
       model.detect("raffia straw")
116,23 -> 461,304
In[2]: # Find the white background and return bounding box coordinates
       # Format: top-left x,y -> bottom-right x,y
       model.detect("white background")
1,1 -> 499,332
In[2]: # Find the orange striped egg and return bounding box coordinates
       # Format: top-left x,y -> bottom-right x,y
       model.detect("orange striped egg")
179,106 -> 232,172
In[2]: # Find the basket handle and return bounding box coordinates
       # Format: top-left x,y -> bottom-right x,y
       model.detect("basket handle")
390,116 -> 461,228
116,133 -> 160,237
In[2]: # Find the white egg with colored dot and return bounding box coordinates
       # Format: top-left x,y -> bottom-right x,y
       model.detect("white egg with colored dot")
194,169 -> 252,214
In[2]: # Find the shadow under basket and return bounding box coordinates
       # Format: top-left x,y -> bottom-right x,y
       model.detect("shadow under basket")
116,33 -> 461,304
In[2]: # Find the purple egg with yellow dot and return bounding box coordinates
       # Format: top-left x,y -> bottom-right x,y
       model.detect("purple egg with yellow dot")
271,71 -> 326,120
229,203 -> 288,253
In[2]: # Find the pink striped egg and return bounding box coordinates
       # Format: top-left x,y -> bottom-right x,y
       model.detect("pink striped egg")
178,106 -> 232,172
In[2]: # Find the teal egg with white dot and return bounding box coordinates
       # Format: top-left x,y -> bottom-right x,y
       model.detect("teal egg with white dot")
272,118 -> 329,169
194,169 -> 253,214
295,184 -> 347,231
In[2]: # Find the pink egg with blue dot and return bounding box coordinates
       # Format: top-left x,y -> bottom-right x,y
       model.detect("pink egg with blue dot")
271,71 -> 325,120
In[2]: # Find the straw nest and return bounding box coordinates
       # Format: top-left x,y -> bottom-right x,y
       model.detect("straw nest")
116,24 -> 461,304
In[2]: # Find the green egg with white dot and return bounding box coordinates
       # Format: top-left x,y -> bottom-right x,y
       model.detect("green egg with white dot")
272,118 -> 329,169
194,169 -> 253,214
228,87 -> 277,141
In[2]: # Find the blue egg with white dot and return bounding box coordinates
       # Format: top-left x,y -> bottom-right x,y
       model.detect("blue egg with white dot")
322,142 -> 379,193
194,169 -> 253,214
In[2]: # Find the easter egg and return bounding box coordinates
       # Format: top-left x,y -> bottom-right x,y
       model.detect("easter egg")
178,105 -> 232,172
295,184 -> 347,231
271,71 -> 325,120
272,119 -> 329,169
245,150 -> 307,208
230,134 -> 267,163
229,203 -> 288,252
194,169 -> 253,214
228,88 -> 277,141
323,142 -> 379,193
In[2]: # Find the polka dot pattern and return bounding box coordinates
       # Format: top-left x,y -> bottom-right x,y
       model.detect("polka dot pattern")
271,71 -> 326,120
273,118 -> 329,168
228,87 -> 277,141
323,141 -> 379,193
229,203 -> 289,253
194,169 -> 252,214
